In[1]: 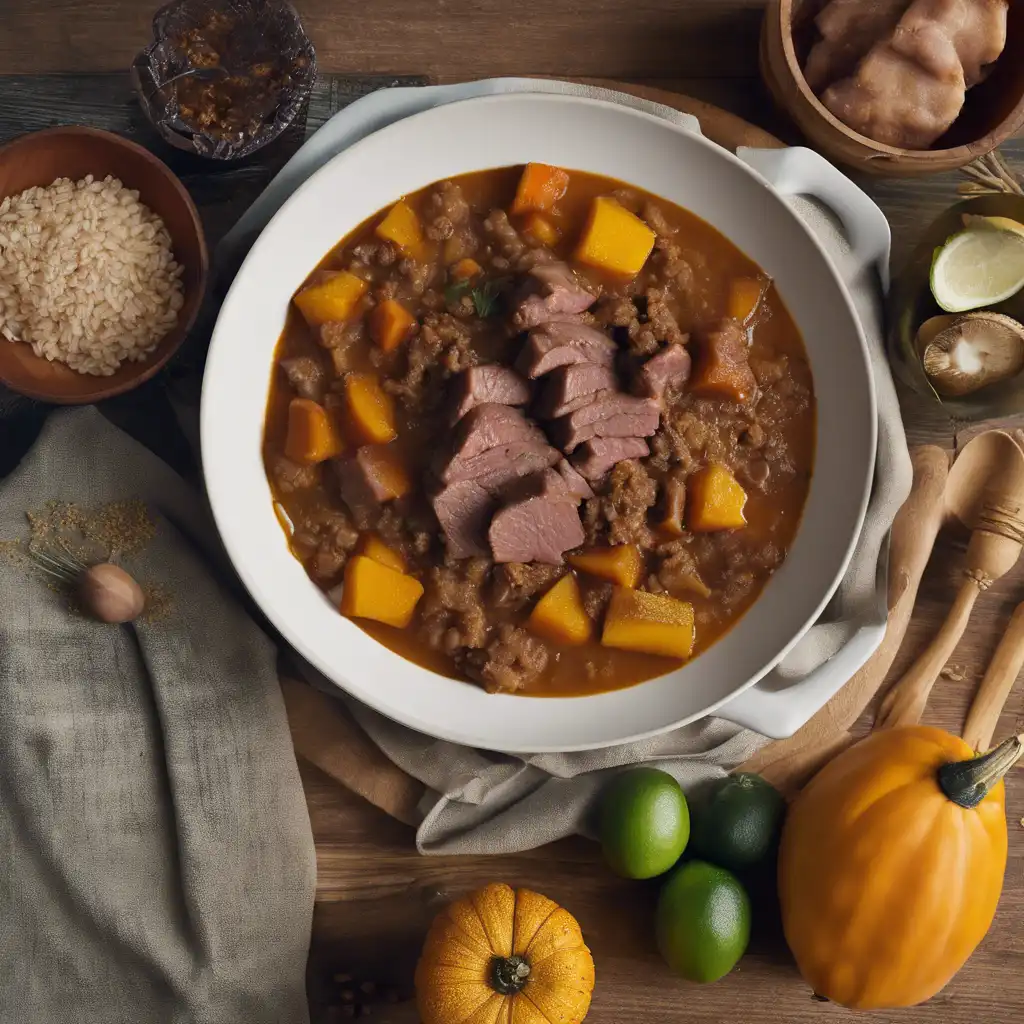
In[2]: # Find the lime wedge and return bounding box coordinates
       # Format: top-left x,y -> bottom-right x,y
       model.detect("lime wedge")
930,227 -> 1024,313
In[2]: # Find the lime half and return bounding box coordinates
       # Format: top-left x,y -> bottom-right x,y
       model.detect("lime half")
930,227 -> 1024,313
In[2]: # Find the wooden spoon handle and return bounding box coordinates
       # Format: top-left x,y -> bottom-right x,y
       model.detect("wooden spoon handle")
875,577 -> 980,729
963,601 -> 1024,752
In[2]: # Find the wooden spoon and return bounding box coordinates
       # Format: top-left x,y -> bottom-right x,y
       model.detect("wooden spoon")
876,430 -> 1024,730
963,601 -> 1024,752
739,446 -> 949,795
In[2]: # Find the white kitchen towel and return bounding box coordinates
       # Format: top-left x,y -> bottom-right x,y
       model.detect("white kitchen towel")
221,78 -> 912,854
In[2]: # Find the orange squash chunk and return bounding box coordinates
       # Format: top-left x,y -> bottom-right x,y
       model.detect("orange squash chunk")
512,163 -> 570,215
568,544 -> 643,588
601,586 -> 695,660
527,574 -> 592,645
521,212 -> 560,248
283,398 -> 345,465
450,258 -> 482,281
293,271 -> 367,328
375,200 -> 425,260
339,555 -> 424,629
345,372 -> 397,445
575,197 -> 656,277
728,276 -> 770,325
688,463 -> 748,531
358,533 -> 406,573
369,299 -> 415,353
690,321 -> 757,403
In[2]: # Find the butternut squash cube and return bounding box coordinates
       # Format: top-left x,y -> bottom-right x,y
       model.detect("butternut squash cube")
728,276 -> 769,325
283,398 -> 345,465
688,463 -> 748,532
527,574 -> 592,645
339,555 -> 424,629
375,200 -> 425,260
568,544 -> 643,588
369,299 -> 415,353
521,212 -> 560,248
575,197 -> 656,277
293,271 -> 368,328
345,372 -> 397,445
450,258 -> 482,281
358,533 -> 406,573
512,163 -> 570,215
601,587 -> 695,660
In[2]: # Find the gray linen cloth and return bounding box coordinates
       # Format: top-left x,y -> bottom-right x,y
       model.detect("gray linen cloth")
221,79 -> 912,855
0,407 -> 315,1023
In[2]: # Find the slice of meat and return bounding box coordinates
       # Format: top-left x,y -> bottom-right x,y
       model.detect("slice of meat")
517,321 -> 618,379
511,261 -> 596,331
550,394 -> 660,453
334,447 -> 403,528
571,437 -> 650,482
444,439 -> 561,488
449,365 -> 530,423
488,489 -> 585,564
535,363 -> 619,418
431,480 -> 494,559
280,355 -> 326,400
445,403 -> 544,467
635,344 -> 692,400
555,458 -> 594,501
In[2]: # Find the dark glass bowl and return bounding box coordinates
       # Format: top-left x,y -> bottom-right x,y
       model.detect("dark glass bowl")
131,0 -> 317,161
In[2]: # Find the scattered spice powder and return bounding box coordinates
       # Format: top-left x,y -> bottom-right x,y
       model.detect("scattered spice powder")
1,499 -> 172,622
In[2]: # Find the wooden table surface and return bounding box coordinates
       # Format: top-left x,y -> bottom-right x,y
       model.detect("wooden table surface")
2,2 -> 1023,1022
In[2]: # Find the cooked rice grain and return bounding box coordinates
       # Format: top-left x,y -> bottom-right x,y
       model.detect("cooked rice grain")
0,175 -> 185,376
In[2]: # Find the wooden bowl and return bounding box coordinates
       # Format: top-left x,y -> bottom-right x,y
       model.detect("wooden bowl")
761,0 -> 1024,177
0,126 -> 208,403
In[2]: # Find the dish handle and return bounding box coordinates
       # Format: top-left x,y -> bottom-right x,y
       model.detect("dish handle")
735,145 -> 891,289
713,619 -> 886,739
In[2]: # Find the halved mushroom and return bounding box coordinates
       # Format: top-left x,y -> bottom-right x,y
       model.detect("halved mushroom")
919,312 -> 1024,397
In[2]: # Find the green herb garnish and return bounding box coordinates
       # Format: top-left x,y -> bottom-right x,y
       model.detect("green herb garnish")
445,278 -> 504,318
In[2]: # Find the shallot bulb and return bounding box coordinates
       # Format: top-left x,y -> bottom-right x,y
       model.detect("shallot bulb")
77,563 -> 146,623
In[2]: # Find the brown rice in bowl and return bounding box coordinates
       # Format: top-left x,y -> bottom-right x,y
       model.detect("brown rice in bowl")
0,174 -> 185,376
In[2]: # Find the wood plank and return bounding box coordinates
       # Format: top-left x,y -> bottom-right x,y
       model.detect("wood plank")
0,0 -> 767,78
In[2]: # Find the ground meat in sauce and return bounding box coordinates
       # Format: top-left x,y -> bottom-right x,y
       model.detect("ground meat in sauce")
264,168 -> 815,697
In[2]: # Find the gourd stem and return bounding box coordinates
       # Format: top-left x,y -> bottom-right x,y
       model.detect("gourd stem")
490,954 -> 531,995
938,733 -> 1024,809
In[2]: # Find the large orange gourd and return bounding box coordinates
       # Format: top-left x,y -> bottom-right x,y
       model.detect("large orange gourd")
779,725 -> 1020,1010
416,882 -> 594,1024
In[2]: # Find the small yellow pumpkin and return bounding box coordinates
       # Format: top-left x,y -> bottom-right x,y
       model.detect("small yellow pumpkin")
779,725 -> 1020,1010
416,882 -> 595,1024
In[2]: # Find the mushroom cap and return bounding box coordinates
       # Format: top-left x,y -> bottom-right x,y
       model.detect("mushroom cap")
919,311 -> 1024,397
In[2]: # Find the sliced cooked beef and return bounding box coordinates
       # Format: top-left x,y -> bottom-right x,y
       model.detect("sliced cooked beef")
430,480 -> 494,559
511,261 -> 596,331
583,458 -> 657,546
516,321 -> 617,379
280,355 -> 326,400
444,440 -> 561,490
535,363 -> 619,418
449,365 -> 530,423
555,458 -> 594,500
334,448 -> 404,529
465,624 -> 550,694
635,344 -> 692,400
445,403 -> 543,466
550,393 -> 660,453
571,437 -> 650,482
492,562 -> 566,610
488,487 -> 585,564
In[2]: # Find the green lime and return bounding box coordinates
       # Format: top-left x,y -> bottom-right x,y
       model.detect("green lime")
598,767 -> 689,879
656,860 -> 751,983
688,772 -> 785,873
930,225 -> 1024,312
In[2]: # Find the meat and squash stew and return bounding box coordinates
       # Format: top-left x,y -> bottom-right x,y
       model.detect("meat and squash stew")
264,164 -> 815,696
